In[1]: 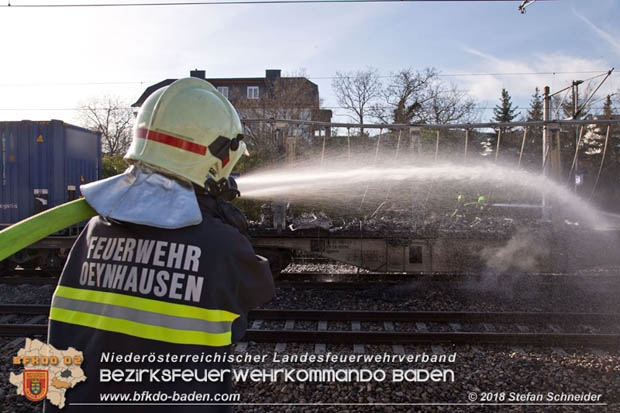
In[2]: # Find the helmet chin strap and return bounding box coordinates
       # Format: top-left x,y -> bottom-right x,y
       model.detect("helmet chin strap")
204,176 -> 240,202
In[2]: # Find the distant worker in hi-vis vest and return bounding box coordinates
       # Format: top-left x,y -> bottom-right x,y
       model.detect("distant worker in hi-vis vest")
45,78 -> 275,412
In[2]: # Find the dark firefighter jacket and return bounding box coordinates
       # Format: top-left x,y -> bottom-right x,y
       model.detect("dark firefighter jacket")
44,194 -> 275,412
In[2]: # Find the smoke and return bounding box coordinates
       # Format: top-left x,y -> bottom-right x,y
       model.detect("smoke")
481,228 -> 550,274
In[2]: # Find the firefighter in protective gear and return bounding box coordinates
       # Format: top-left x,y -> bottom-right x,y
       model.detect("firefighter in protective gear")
45,78 -> 275,412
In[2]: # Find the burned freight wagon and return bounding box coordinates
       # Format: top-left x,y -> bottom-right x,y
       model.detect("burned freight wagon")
0,120 -> 101,268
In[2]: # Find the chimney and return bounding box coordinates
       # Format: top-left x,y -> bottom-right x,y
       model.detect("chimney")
190,69 -> 206,79
266,69 -> 281,82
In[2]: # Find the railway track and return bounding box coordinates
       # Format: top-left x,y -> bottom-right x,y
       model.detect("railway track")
274,272 -> 620,289
4,271 -> 618,289
1,304 -> 618,348
2,267 -> 619,288
0,269 -> 59,285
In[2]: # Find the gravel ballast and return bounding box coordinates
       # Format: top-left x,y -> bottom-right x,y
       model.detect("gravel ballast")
1,264 -> 618,412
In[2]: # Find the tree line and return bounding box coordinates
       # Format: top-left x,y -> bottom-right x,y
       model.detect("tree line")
331,67 -> 478,133
80,69 -> 619,209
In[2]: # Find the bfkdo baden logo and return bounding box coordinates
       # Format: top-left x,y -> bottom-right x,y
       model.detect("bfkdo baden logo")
23,370 -> 49,402
9,339 -> 87,409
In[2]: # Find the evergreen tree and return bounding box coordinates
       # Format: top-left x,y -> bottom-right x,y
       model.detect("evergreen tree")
527,87 -> 543,121
587,94 -> 620,207
493,88 -> 518,134
493,88 -> 518,124
602,94 -> 614,118
524,87 -> 543,161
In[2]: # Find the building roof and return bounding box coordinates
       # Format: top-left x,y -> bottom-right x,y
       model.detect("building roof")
131,70 -> 318,108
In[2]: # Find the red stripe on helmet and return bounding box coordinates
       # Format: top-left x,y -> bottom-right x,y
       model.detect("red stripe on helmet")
136,128 -> 207,156
222,156 -> 230,167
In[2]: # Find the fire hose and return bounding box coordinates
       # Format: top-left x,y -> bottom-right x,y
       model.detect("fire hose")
0,198 -> 97,262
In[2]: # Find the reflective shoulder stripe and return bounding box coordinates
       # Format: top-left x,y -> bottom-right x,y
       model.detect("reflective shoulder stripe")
50,286 -> 238,347
54,285 -> 238,322
50,307 -> 232,347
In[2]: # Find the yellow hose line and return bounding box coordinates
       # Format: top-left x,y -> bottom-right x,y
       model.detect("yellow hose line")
0,198 -> 97,262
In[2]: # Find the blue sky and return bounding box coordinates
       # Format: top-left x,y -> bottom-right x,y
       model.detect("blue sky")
0,0 -> 618,124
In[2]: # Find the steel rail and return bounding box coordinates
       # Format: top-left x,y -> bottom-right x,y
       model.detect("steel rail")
3,308 -> 619,348
0,304 -> 49,314
4,306 -> 619,325
244,330 -> 620,347
1,323 -> 618,348
249,309 -> 620,324
4,270 -> 615,286
0,276 -> 59,285
0,324 -> 47,336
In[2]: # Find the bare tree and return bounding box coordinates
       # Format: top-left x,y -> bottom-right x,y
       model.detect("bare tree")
332,68 -> 382,135
425,82 -> 477,124
79,96 -> 134,155
371,68 -> 437,124
370,68 -> 477,126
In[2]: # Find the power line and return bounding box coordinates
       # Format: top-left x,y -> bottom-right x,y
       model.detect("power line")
310,71 -> 618,80
0,0 -> 543,8
0,70 -> 616,88
0,81 -> 150,87
0,107 -> 132,111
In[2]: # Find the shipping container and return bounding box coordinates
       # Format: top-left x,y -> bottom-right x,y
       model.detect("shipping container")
0,120 -> 101,228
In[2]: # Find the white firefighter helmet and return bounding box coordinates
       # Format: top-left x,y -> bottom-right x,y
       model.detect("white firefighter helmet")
125,77 -> 246,187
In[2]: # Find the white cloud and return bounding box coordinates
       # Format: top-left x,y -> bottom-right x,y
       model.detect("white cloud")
572,8 -> 620,56
453,48 -> 612,104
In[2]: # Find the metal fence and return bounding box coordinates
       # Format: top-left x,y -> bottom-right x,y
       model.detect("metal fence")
241,118 -> 620,202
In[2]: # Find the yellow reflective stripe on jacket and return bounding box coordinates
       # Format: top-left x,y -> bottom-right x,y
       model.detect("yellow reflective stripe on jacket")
50,286 -> 238,346
54,285 -> 238,322
50,307 -> 232,346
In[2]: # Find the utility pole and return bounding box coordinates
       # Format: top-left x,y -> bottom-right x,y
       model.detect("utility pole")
542,86 -> 551,220
572,80 -> 583,193
273,123 -> 289,232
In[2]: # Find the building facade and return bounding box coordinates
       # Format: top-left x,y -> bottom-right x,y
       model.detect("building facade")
132,69 -> 332,129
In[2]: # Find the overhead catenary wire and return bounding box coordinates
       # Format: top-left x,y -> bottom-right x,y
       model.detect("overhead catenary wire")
588,92 -> 618,106
0,81 -> 150,86
552,88 -> 570,120
311,71 -> 616,80
576,69 -> 615,117
0,70 -> 617,88
0,0 -> 551,7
